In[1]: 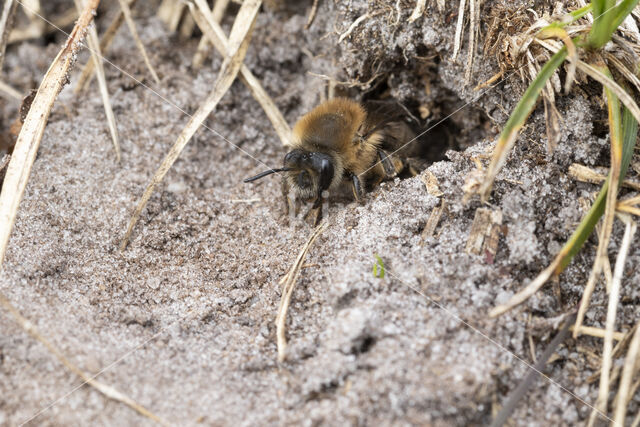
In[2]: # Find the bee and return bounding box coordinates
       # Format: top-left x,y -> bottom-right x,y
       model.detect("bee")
244,98 -> 418,224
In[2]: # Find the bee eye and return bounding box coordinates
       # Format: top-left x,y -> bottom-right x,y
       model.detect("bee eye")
284,150 -> 303,167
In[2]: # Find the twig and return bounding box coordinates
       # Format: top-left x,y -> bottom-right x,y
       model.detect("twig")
276,222 -> 327,362
408,0 -> 426,23
590,214 -> 636,425
614,323 -> 640,425
464,0 -> 478,83
452,0 -> 467,61
0,1 -> 164,422
121,0 -> 262,250
0,78 -> 20,100
73,0 -> 121,161
490,313 -> 577,427
117,0 -> 159,84
0,0 -> 96,267
571,325 -> 625,341
192,0 -> 229,68
305,0 -> 319,29
0,0 -> 17,71
0,293 -> 166,424
189,0 -> 291,146
75,0 -> 139,93
338,12 -> 379,44
569,163 -> 640,190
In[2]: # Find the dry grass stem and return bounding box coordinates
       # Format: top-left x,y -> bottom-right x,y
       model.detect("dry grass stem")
121,0 -> 262,250
464,0 -> 479,83
576,59 -> 640,125
190,0 -> 291,146
452,0 -> 467,61
76,0 -> 138,93
74,0 -> 121,161
0,1 -> 163,421
0,0 -> 17,71
0,0 -> 98,267
117,0 -> 159,84
614,323 -> 640,425
179,12 -> 195,38
157,0 -> 172,22
408,0 -> 426,23
571,325 -> 625,341
569,163 -> 640,190
465,208 -> 502,256
0,293 -> 166,424
8,8 -> 77,44
192,0 -> 229,68
169,3 -> 186,33
0,78 -> 20,100
591,214 -> 636,425
338,12 -> 374,44
305,0 -> 319,29
474,70 -> 505,90
606,53 -> 640,95
421,199 -> 446,240
276,222 -> 327,362
490,259 -> 561,317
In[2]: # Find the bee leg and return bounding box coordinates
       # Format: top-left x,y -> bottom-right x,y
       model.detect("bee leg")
303,195 -> 324,226
281,177 -> 298,218
351,173 -> 364,202
404,160 -> 418,177
377,149 -> 399,178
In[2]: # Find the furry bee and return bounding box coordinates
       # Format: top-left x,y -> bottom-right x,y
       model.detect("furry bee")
244,98 -> 418,223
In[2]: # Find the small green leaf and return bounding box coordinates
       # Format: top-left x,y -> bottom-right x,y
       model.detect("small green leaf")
373,254 -> 385,279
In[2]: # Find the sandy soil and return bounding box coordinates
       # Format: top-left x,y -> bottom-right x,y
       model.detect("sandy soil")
0,0 -> 639,425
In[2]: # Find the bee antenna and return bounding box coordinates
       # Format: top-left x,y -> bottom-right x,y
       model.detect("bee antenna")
243,168 -> 291,183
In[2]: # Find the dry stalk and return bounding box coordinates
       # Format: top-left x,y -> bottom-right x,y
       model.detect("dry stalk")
117,0 -> 159,84
0,0 -> 97,267
452,0 -> 467,61
0,293 -> 166,424
0,78 -> 20,100
179,11 -> 195,38
8,7 -> 76,44
189,0 -> 291,146
613,323 -> 640,425
408,0 -> 426,23
338,11 -> 378,44
590,214 -> 636,426
121,0 -> 262,250
569,163 -> 640,191
168,2 -> 186,32
464,0 -> 479,83
0,1 -> 164,422
305,0 -> 319,29
73,0 -> 121,161
76,0 -> 139,93
0,0 -> 17,71
192,0 -> 229,68
276,222 -> 327,362
571,325 -> 625,341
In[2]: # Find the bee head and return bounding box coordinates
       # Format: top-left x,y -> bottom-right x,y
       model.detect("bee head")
243,149 -> 335,201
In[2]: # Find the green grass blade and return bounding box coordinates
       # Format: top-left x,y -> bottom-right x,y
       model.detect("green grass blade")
490,104 -> 637,317
479,47 -> 567,200
539,4 -> 592,33
589,0 -> 638,49
609,0 -> 640,36
589,0 -> 617,49
570,4 -> 593,21
591,0 -> 605,19
555,104 -> 637,273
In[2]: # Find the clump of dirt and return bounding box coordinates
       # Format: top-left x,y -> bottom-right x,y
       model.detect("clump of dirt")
0,0 -> 638,425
